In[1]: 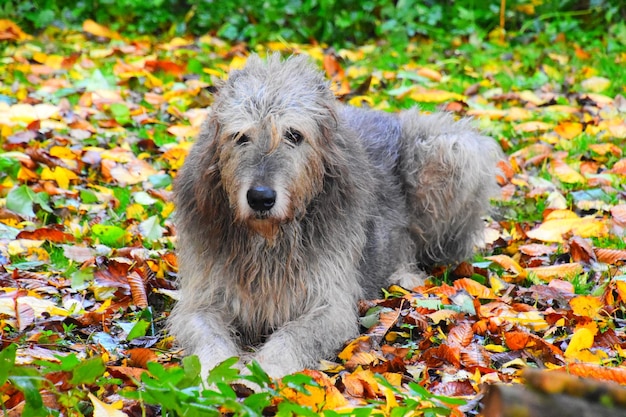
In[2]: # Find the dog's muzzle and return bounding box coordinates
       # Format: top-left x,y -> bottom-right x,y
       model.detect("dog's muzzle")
247,186 -> 277,212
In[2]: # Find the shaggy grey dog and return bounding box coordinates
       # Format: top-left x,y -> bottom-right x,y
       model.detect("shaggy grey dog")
169,53 -> 501,378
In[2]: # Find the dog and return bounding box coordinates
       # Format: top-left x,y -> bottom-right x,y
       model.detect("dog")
169,53 -> 501,378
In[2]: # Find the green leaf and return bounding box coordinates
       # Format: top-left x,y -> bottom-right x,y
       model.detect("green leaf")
148,173 -> 172,188
127,319 -> 150,340
6,185 -> 37,217
0,343 -> 17,385
69,356 -> 106,385
9,370 -> 45,409
91,224 -> 127,247
206,357 -> 240,386
110,102 -> 132,125
80,189 -> 98,204
139,215 -> 164,242
243,360 -> 272,388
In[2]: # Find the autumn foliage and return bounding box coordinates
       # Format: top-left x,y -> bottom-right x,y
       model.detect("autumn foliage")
1,12 -> 626,417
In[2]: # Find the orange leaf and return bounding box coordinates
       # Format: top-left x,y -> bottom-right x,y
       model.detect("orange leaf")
128,348 -> 157,368
453,278 -> 495,298
504,331 -> 530,350
416,67 -> 442,82
0,19 -> 32,41
566,363 -> 626,384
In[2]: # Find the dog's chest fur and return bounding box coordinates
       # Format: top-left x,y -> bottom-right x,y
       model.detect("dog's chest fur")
220,227 -> 309,345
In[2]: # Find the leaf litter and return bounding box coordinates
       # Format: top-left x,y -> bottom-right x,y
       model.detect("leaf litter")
0,18 -> 626,416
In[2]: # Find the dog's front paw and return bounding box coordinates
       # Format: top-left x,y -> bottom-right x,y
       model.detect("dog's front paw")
389,268 -> 427,290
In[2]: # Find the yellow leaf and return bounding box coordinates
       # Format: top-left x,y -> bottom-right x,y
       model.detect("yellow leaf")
82,19 -> 122,40
416,67 -> 442,82
526,263 -> 583,282
514,121 -> 553,133
88,393 -> 128,417
40,166 -> 78,189
589,143 -> 623,157
570,295 -> 603,319
564,327 -> 593,357
485,344 -> 508,353
518,91 -> 545,106
554,122 -> 583,139
550,159 -> 585,184
281,370 -> 349,411
427,309 -> 458,324
581,76 -> 611,93
615,280 -> 626,302
486,255 -> 527,278
338,335 -> 370,361
408,87 -> 464,103
526,212 -> 607,243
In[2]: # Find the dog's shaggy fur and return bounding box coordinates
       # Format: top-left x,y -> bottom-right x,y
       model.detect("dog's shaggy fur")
169,53 -> 501,377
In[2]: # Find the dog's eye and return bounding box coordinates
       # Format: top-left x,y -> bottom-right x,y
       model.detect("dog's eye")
234,133 -> 250,145
285,129 -> 304,145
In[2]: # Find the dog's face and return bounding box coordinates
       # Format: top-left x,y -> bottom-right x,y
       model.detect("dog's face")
209,55 -> 337,240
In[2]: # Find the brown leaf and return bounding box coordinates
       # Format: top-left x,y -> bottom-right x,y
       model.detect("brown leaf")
518,243 -> 557,257
127,271 -> 148,308
16,228 -> 75,243
610,204 -> 626,226
594,248 -> 626,264
447,321 -> 473,347
460,344 -> 492,372
568,236 -> 596,263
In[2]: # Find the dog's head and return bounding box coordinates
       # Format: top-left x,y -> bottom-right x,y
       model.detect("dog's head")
202,53 -> 340,240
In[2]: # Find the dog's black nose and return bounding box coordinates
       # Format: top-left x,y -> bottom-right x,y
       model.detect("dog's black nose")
247,186 -> 277,211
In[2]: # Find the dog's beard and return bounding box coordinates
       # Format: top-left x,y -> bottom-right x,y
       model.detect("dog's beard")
246,217 -> 282,242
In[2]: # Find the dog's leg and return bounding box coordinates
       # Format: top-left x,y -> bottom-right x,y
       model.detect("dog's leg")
250,266 -> 361,377
169,287 -> 242,375
398,110 -> 501,266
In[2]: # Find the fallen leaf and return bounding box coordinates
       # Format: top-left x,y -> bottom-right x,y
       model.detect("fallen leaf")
88,393 -> 128,417
569,295 -> 603,318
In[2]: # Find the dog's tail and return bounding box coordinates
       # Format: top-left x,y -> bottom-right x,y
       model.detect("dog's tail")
397,109 -> 502,266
